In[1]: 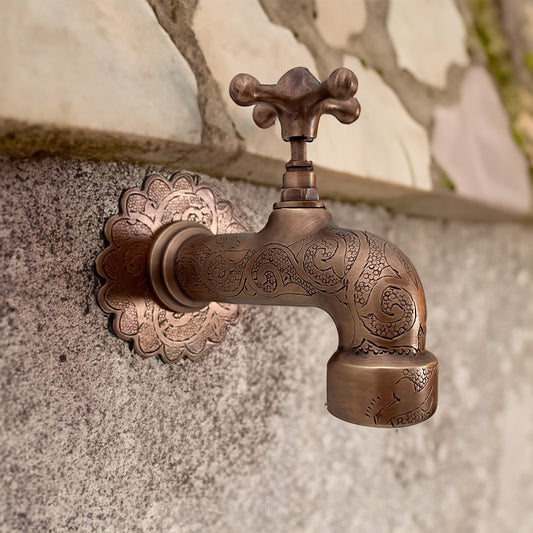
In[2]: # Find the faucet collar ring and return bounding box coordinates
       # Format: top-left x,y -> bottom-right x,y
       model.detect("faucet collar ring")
148,221 -> 212,313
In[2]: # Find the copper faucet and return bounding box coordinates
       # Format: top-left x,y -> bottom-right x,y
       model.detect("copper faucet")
146,67 -> 438,428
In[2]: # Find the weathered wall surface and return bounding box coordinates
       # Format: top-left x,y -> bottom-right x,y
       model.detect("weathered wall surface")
2,157 -> 533,533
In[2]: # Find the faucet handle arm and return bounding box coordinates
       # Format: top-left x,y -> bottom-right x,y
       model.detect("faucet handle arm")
229,67 -> 361,141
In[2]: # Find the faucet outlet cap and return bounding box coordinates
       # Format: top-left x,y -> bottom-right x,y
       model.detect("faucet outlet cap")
327,350 -> 438,428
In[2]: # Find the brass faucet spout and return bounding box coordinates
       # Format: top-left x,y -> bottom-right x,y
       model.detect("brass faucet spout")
148,206 -> 437,428
97,66 -> 438,428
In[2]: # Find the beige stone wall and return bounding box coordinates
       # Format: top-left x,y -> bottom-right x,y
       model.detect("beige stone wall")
1,2 -> 533,532
1,0 -> 532,218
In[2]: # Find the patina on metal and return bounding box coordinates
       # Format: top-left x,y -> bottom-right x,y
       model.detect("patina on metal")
97,66 -> 438,428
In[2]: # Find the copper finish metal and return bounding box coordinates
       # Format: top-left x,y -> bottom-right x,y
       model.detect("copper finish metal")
148,221 -> 212,313
96,172 -> 245,362
96,66 -> 438,428
229,67 -> 361,141
162,207 -> 437,427
230,67 -> 360,208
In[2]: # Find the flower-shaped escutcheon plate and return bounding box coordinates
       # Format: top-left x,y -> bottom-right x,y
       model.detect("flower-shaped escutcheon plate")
96,172 -> 246,362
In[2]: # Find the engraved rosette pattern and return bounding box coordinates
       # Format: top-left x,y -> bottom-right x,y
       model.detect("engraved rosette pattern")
96,172 -> 245,362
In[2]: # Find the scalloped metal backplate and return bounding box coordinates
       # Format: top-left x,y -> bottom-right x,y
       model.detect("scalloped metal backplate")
96,172 -> 246,362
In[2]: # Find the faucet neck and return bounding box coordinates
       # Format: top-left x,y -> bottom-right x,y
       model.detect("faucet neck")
276,137 -> 324,208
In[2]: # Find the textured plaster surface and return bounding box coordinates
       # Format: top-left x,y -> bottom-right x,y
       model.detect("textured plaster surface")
387,0 -> 469,88
0,0 -> 201,143
1,157 -> 533,532
432,66 -> 532,212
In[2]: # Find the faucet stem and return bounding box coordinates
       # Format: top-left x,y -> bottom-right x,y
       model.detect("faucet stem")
278,137 -> 322,207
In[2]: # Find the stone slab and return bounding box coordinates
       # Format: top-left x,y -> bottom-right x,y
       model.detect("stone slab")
315,0 -> 367,48
193,0 -> 432,191
312,56 -> 432,190
387,0 -> 469,88
0,0 -> 201,143
432,66 -> 532,212
193,0 -> 318,161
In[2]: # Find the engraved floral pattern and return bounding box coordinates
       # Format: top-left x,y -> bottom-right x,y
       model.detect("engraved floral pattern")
172,215 -> 436,426
177,226 -> 425,356
96,172 -> 245,362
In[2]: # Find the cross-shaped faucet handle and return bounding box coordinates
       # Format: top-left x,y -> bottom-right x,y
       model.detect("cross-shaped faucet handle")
229,67 -> 361,141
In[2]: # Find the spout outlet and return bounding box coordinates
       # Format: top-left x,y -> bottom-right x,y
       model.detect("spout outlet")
327,350 -> 437,427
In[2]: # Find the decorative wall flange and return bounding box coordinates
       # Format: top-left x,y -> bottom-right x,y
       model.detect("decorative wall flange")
96,172 -> 245,362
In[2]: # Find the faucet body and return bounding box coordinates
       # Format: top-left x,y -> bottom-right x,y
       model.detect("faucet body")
96,67 -> 438,427
149,205 -> 437,427
144,67 -> 438,428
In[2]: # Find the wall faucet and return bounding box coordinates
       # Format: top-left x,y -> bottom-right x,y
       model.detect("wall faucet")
97,67 -> 437,428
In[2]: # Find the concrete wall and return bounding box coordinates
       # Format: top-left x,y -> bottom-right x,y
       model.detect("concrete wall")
2,157 -> 533,532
